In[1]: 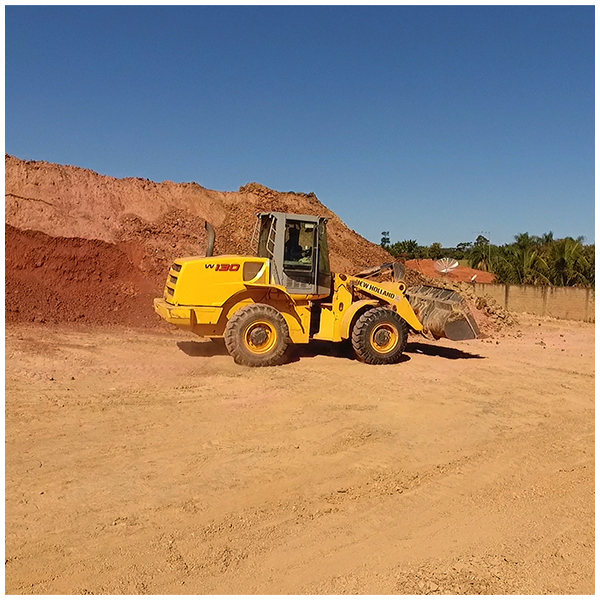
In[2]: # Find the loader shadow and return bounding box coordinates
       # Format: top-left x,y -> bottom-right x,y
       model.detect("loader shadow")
177,340 -> 230,357
291,340 -> 411,364
176,339 -> 482,362
175,339 -> 356,364
405,341 -> 485,360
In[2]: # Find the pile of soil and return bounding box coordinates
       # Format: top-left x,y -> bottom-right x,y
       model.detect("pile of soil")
5,155 -> 391,274
5,154 -> 510,333
398,261 -> 516,337
5,155 -> 390,327
436,280 -> 518,336
5,224 -> 157,327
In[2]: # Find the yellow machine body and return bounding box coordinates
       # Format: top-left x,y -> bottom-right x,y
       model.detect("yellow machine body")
154,255 -> 307,343
153,255 -> 424,344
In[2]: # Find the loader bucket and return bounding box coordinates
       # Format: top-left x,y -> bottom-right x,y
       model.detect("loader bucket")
405,285 -> 480,341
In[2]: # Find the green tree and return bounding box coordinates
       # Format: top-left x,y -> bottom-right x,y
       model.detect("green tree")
429,242 -> 443,260
495,245 -> 550,285
475,234 -> 490,247
469,236 -> 493,271
514,232 -> 539,250
546,237 -> 592,286
380,231 -> 390,250
380,226 -> 594,288
581,244 -> 595,285
389,239 -> 419,258
414,245 -> 429,259
455,242 -> 473,260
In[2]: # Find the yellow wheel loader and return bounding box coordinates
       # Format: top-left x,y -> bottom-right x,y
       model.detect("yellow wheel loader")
154,212 -> 479,366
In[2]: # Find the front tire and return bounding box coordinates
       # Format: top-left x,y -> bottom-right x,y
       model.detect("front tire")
351,307 -> 408,365
224,304 -> 290,367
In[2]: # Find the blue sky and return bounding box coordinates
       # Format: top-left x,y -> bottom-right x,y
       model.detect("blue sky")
5,6 -> 595,247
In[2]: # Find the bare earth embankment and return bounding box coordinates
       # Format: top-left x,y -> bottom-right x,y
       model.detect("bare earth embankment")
5,315 -> 594,594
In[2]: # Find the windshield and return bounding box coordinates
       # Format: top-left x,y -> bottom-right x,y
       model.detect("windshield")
283,220 -> 315,270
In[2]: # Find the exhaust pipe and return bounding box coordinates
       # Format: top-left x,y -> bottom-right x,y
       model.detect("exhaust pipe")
205,221 -> 215,257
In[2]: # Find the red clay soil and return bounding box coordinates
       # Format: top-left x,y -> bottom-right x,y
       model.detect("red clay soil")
5,224 -> 160,327
406,259 -> 496,284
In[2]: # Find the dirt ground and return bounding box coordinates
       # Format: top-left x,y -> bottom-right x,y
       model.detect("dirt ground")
5,315 -> 594,594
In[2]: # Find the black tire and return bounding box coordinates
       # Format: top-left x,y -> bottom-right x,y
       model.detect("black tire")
224,304 -> 290,367
351,307 -> 408,365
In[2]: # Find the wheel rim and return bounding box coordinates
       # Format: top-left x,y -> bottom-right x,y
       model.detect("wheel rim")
370,323 -> 399,353
243,320 -> 277,354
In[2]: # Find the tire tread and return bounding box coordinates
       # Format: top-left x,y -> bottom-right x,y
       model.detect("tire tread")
351,306 -> 408,365
224,304 -> 290,367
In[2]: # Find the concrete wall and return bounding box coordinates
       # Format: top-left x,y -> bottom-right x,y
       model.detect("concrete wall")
472,283 -> 595,323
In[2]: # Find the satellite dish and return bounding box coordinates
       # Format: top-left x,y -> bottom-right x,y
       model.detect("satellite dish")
434,257 -> 459,274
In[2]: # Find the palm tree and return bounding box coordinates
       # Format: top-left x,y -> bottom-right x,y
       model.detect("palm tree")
477,231 -> 593,288
389,239 -> 419,258
539,231 -> 554,246
469,244 -> 491,271
581,244 -> 595,286
514,232 -> 539,250
547,237 -> 592,286
495,245 -> 550,285
468,236 -> 495,271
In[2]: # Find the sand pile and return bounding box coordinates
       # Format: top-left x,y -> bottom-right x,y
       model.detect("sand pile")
368,265 -> 515,336
450,282 -> 519,334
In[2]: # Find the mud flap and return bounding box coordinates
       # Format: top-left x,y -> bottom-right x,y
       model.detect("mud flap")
405,285 -> 480,341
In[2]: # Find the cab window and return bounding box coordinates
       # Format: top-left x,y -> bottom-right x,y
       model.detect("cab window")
284,221 -> 315,270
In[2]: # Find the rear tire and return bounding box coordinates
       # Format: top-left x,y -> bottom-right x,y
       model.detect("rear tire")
351,307 -> 408,365
224,304 -> 290,367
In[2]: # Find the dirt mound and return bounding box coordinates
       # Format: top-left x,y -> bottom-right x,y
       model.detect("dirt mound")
439,280 -> 518,336
5,155 -> 392,326
5,155 -> 391,275
369,265 -> 515,336
5,154 -> 513,334
400,268 -> 516,336
5,224 -> 159,327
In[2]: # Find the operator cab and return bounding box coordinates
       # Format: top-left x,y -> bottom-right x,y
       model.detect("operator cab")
256,212 -> 331,297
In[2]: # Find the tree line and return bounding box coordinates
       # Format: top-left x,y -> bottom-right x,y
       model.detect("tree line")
380,231 -> 595,287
